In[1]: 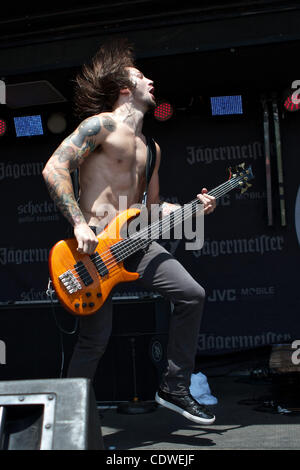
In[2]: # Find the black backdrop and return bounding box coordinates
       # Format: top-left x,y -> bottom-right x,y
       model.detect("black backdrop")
149,108 -> 300,355
0,88 -> 299,361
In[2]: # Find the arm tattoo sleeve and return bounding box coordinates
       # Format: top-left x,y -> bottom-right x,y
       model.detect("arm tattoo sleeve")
71,116 -> 101,147
44,165 -> 86,226
56,138 -> 96,170
43,116 -> 101,226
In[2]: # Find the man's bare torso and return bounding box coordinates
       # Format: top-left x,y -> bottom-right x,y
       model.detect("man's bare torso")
79,114 -> 148,228
43,64 -> 216,257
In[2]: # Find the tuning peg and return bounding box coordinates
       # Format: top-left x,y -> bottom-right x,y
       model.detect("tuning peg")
240,182 -> 252,194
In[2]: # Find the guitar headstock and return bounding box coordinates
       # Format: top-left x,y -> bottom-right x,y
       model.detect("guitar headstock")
229,163 -> 254,194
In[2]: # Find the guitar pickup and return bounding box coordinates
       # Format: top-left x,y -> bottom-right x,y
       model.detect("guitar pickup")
74,261 -> 93,286
90,253 -> 109,277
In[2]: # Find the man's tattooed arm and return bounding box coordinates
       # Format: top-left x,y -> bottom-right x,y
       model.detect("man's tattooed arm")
43,164 -> 86,226
42,116 -> 102,226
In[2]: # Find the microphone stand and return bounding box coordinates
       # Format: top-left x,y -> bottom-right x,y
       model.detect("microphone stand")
117,336 -> 157,415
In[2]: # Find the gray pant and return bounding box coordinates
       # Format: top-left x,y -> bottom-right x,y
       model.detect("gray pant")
67,241 -> 205,395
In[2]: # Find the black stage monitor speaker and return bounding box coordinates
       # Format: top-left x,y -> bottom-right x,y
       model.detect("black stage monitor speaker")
0,378 -> 104,450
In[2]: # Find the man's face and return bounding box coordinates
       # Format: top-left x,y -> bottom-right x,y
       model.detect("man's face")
127,67 -> 156,109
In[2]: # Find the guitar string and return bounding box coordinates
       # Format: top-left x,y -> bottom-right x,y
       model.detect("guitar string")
64,176 -> 245,286
99,179 -> 239,264
64,176 -> 245,287
64,177 -> 239,283
65,176 -> 244,289
94,178 -> 242,272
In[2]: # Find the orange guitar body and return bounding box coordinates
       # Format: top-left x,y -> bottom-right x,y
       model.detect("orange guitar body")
49,208 -> 141,316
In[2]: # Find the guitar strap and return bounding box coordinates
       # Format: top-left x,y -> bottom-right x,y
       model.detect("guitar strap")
142,136 -> 157,205
62,169 -> 80,239
72,168 -> 80,202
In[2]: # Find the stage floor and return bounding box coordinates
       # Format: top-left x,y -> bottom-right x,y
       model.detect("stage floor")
99,375 -> 300,450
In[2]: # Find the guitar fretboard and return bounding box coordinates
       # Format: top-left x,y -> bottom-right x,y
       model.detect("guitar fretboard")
110,171 -> 248,262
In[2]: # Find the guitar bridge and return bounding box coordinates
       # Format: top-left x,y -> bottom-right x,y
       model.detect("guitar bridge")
59,270 -> 82,294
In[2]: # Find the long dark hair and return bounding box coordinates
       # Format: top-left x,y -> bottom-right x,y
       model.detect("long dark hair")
74,38 -> 135,120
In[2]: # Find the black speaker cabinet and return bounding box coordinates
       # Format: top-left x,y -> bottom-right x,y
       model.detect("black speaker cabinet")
94,297 -> 171,402
0,297 -> 171,403
0,378 -> 104,450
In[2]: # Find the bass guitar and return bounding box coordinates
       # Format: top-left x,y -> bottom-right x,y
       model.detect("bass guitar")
49,163 -> 254,316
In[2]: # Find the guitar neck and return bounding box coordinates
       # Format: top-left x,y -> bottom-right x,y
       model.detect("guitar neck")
154,173 -> 244,238
111,173 -> 246,262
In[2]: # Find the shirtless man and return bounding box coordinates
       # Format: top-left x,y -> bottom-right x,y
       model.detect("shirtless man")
42,40 -> 216,425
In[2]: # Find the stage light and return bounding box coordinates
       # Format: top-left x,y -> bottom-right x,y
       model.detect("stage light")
154,101 -> 174,121
14,115 -> 44,137
210,95 -> 243,116
283,88 -> 300,112
47,112 -> 67,134
0,118 -> 7,137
